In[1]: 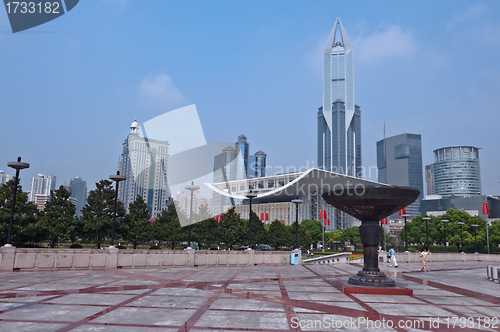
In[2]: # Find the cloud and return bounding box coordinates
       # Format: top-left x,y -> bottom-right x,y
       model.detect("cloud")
355,24 -> 418,63
444,5 -> 486,30
139,73 -> 186,108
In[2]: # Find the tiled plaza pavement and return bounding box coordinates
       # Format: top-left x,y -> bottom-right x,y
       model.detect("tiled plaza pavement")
0,261 -> 498,331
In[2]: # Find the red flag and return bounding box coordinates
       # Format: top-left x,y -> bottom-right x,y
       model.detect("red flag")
319,210 -> 323,219
398,210 -> 402,216
482,202 -> 486,215
328,219 -> 330,226
403,207 -> 406,214
486,203 -> 490,215
324,210 -> 327,219
265,213 -> 269,221
324,219 -> 327,226
260,213 -> 264,220
151,217 -> 155,222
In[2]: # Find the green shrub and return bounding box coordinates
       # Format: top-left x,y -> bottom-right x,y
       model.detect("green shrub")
117,245 -> 127,249
69,243 -> 83,249
149,246 -> 162,250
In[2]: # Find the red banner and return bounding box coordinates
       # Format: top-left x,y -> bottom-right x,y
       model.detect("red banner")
265,213 -> 269,221
482,202 -> 486,215
260,213 -> 264,220
327,219 -> 330,226
319,210 -> 323,219
324,210 -> 328,219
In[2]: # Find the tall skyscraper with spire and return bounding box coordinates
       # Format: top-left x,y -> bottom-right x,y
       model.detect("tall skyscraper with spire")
318,18 -> 361,177
317,18 -> 361,229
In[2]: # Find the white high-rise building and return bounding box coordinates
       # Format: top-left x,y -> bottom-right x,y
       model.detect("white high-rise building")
118,120 -> 170,218
29,174 -> 56,202
317,18 -> 361,229
175,191 -> 212,215
0,171 -> 14,185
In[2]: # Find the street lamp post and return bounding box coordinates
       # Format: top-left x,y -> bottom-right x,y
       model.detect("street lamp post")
422,217 -> 431,249
6,157 -> 30,247
471,224 -> 479,253
109,171 -> 126,248
185,181 -> 200,249
441,219 -> 449,249
457,222 -> 465,252
246,190 -> 257,250
402,214 -> 409,252
291,198 -> 303,249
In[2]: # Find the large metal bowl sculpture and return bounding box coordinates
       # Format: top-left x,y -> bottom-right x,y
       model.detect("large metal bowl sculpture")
322,185 -> 420,287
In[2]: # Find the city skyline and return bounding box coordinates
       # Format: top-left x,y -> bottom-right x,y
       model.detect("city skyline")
1,1 -> 500,198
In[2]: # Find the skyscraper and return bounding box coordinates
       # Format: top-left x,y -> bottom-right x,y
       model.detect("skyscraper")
118,120 -> 170,218
212,135 -> 267,215
29,174 -> 56,202
318,18 -> 361,177
432,146 -> 481,197
425,163 -> 435,196
0,170 -> 14,185
70,177 -> 87,217
318,18 -> 361,229
377,133 -> 424,216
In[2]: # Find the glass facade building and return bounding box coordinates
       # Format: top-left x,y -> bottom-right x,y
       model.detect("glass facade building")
70,177 -> 87,217
432,146 -> 481,197
377,133 -> 424,217
212,135 -> 267,215
318,18 -> 361,229
118,120 -> 170,218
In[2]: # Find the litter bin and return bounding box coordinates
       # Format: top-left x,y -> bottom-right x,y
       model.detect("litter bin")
291,252 -> 299,265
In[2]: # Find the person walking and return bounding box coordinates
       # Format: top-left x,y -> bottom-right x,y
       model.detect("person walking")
420,247 -> 429,272
389,246 -> 398,268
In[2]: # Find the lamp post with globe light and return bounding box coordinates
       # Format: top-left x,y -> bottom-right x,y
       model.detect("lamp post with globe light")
291,198 -> 303,249
402,214 -> 409,252
109,171 -> 126,248
457,222 -> 465,252
5,157 -> 29,247
246,190 -> 257,250
422,217 -> 431,249
185,181 -> 200,249
441,219 -> 449,249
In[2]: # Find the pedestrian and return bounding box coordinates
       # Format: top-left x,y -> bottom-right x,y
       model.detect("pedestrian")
420,247 -> 429,272
389,246 -> 398,268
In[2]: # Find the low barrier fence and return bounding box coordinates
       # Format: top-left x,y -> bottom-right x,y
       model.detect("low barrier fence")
379,251 -> 500,263
0,247 -> 300,271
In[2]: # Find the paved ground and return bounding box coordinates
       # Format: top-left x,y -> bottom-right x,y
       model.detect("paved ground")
0,261 -> 498,331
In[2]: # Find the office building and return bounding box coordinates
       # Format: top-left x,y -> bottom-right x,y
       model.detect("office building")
29,174 -> 56,202
175,191 -> 212,216
377,133 -> 424,217
118,120 -> 170,218
420,195 -> 499,219
70,177 -> 87,217
212,135 -> 267,215
318,18 -> 361,229
0,171 -> 14,185
432,146 -> 481,197
208,168 -> 388,231
425,163 -> 435,196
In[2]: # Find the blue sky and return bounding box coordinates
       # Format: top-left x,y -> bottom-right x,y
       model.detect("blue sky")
1,0 -> 499,196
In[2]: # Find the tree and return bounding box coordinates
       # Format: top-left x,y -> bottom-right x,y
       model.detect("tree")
242,211 -> 267,248
40,186 -> 76,248
0,180 -> 41,246
154,204 -> 185,249
218,207 -> 246,249
341,226 -> 360,251
325,229 -> 343,244
289,222 -> 312,249
81,180 -> 125,248
300,219 -> 323,246
123,196 -> 152,249
267,220 -> 291,249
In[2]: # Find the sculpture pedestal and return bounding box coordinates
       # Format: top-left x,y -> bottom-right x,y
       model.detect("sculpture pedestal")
322,186 -> 420,288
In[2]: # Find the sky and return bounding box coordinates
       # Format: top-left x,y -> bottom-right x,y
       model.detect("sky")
1,0 -> 499,197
